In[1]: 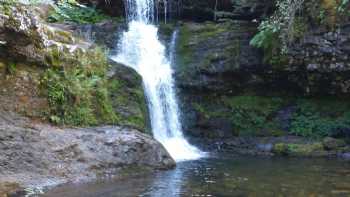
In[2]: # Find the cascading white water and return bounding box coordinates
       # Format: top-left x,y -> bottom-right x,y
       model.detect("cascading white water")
112,0 -> 204,161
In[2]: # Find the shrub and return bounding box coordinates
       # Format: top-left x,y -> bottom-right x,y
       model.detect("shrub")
48,0 -> 111,24
224,96 -> 285,136
290,99 -> 350,138
41,47 -> 119,126
251,0 -> 305,53
251,0 -> 349,64
0,0 -> 17,14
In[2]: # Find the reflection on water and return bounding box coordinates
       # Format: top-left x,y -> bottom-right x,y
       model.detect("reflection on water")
43,154 -> 350,197
141,164 -> 184,197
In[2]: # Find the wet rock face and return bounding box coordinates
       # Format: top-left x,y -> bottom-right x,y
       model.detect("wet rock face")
287,24 -> 350,94
174,19 -> 350,139
174,21 -> 265,138
76,0 -> 274,21
175,21 -> 263,93
0,111 -> 175,192
180,0 -> 274,21
52,19 -> 126,51
78,0 -> 125,17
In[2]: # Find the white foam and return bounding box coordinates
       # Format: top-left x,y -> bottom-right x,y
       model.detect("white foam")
112,0 -> 205,162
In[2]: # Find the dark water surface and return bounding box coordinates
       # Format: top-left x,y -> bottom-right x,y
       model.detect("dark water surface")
43,154 -> 350,197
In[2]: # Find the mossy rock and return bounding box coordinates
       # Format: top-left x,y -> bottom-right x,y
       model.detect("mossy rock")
287,143 -> 325,157
322,137 -> 346,150
273,143 -> 289,155
0,62 -> 5,70
107,61 -> 148,132
273,142 -> 326,157
0,182 -> 25,197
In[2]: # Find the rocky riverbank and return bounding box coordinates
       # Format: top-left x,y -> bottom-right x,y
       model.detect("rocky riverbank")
0,109 -> 175,196
192,136 -> 350,159
0,2 -> 173,196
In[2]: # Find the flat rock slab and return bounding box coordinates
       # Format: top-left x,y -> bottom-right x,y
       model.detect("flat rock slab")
0,110 -> 175,193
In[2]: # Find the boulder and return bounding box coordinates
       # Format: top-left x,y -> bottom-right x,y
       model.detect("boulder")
272,142 -> 326,157
340,152 -> 350,160
0,182 -> 25,197
107,60 -> 149,132
322,137 -> 346,150
0,4 -> 91,66
0,110 -> 175,193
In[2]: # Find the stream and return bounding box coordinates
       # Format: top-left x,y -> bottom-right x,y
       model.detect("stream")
43,154 -> 350,197
44,0 -> 350,196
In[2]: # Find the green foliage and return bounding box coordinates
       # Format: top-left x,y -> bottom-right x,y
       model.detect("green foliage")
224,96 -> 285,136
309,0 -> 349,27
251,0 -> 349,64
337,0 -> 350,14
290,99 -> 350,138
0,0 -> 17,14
250,27 -> 277,52
250,27 -> 282,63
41,47 -> 118,126
6,62 -> 17,74
48,0 -> 111,24
250,0 -> 308,64
193,103 -> 211,120
192,95 -> 350,139
95,84 -> 119,123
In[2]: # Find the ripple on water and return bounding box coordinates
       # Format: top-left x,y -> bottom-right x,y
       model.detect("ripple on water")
43,154 -> 350,197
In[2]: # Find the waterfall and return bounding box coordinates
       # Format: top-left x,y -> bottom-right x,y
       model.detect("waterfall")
112,0 -> 204,161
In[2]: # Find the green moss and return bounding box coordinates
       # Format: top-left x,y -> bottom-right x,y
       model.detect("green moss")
177,24 -> 193,70
193,103 -> 211,120
158,23 -> 176,37
273,142 -> 325,156
177,22 -> 233,78
6,62 -> 17,75
288,143 -> 324,156
198,39 -> 240,70
54,29 -> 74,44
0,62 -> 6,70
273,143 -> 289,155
193,22 -> 228,41
108,78 -> 147,131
